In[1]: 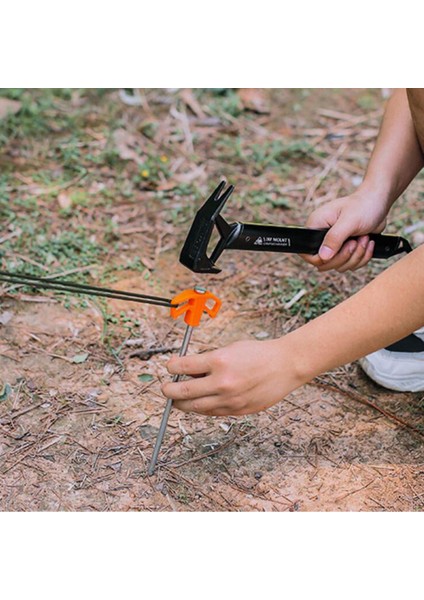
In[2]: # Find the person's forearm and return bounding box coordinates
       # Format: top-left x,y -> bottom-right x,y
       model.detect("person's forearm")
359,88 -> 424,208
286,245 -> 424,383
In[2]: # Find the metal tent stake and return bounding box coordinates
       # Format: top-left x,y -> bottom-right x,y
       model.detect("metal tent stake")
0,270 -> 172,307
148,286 -> 222,475
0,271 -> 222,475
148,324 -> 193,475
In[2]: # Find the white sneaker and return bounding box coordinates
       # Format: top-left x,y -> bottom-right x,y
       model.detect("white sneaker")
359,327 -> 424,392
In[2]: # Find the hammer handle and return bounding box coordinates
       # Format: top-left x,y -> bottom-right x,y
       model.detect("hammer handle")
226,223 -> 412,259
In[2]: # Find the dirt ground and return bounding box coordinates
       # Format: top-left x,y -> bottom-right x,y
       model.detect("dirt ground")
0,88 -> 423,511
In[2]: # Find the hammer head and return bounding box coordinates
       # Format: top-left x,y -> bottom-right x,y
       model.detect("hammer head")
179,181 -> 234,273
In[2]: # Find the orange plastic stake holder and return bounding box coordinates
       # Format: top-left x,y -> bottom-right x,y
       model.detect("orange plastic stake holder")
148,286 -> 222,475
170,286 -> 222,328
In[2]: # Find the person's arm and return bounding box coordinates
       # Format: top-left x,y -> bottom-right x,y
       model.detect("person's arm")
360,88 -> 424,205
163,245 -> 424,416
360,89 -> 424,204
303,88 -> 424,272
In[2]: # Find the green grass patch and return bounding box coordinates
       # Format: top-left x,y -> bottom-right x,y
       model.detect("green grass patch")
279,277 -> 342,321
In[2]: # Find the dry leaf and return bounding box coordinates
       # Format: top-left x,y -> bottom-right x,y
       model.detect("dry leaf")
156,181 -> 178,191
113,128 -> 145,164
0,382 -> 12,402
0,311 -> 14,326
238,89 -> 270,114
412,231 -> 424,246
359,128 -> 379,139
118,88 -> 143,106
180,89 -> 206,118
173,164 -> 206,184
140,256 -> 155,270
255,330 -> 270,339
138,373 -> 154,382
57,192 -> 72,210
71,352 -> 89,364
219,422 -> 232,433
0,98 -> 21,120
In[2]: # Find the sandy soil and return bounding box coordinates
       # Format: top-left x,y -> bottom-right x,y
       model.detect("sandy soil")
1,266 -> 423,512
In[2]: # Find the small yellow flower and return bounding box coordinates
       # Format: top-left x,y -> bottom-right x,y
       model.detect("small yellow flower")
141,169 -> 150,178
160,155 -> 168,163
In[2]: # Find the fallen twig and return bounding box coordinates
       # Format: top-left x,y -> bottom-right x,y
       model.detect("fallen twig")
305,142 -> 347,203
0,401 -> 45,425
284,288 -> 307,310
317,108 -> 382,125
0,230 -> 21,245
335,478 -> 376,502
